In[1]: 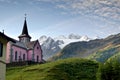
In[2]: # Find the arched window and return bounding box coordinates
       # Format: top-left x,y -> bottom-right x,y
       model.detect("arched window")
23,54 -> 25,61
37,55 -> 39,62
15,51 -> 17,61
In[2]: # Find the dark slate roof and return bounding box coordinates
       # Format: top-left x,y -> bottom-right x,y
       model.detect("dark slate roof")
0,32 -> 16,43
18,19 -> 31,39
12,40 -> 37,50
15,41 -> 27,49
26,40 -> 37,49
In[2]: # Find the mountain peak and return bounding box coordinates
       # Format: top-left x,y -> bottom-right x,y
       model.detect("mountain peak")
39,35 -> 48,44
68,33 -> 81,39
80,35 -> 90,41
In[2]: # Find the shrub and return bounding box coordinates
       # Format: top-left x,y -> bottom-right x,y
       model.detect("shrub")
98,60 -> 120,80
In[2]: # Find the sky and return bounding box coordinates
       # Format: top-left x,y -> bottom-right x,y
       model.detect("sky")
0,0 -> 120,40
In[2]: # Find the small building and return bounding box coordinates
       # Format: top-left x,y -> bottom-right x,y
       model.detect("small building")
6,18 -> 43,64
0,32 -> 15,80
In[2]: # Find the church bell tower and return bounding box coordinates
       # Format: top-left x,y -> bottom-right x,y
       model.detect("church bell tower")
18,16 -> 31,43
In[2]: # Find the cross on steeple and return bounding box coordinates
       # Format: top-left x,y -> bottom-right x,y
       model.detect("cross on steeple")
25,13 -> 27,20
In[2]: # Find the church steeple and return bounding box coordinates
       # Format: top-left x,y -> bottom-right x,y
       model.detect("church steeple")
18,15 -> 31,43
21,18 -> 31,38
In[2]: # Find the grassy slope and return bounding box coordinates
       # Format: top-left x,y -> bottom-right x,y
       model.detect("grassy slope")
107,51 -> 120,62
88,45 -> 120,63
6,58 -> 99,80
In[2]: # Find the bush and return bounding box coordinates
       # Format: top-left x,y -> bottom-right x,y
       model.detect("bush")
98,60 -> 120,80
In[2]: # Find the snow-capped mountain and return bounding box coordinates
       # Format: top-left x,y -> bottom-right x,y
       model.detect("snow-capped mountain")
39,34 -> 91,60
39,35 -> 48,44
68,33 -> 81,39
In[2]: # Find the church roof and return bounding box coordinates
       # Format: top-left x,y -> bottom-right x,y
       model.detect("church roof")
15,41 -> 27,49
12,40 -> 38,50
18,19 -> 31,39
26,40 -> 37,49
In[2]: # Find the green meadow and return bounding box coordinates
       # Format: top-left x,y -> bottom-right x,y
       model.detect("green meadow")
6,58 -> 120,80
6,58 -> 99,80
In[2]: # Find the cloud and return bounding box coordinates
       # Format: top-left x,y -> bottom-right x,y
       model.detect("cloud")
1,0 -> 120,38
35,0 -> 120,22
2,0 -> 120,22
34,0 -> 120,36
69,0 -> 120,21
2,0 -> 115,23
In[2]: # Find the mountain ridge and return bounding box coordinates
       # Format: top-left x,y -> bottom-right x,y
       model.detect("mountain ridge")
39,34 -> 91,60
48,33 -> 120,62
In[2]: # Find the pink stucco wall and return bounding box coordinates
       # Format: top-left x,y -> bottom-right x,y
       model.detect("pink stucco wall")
27,50 -> 33,61
6,41 -> 43,63
12,45 -> 27,62
33,42 -> 42,62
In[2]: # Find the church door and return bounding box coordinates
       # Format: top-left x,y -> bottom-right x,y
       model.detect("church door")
37,56 -> 39,62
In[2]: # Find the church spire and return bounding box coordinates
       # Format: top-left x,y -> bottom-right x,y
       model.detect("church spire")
22,18 -> 29,36
18,15 -> 31,43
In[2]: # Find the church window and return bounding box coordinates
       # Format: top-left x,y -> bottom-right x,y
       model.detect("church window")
23,54 -> 25,61
15,51 -> 18,61
0,42 -> 3,57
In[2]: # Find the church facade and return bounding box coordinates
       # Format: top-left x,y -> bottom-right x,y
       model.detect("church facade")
6,18 -> 43,63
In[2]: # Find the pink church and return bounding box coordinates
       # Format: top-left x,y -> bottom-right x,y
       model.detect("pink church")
6,18 -> 43,64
